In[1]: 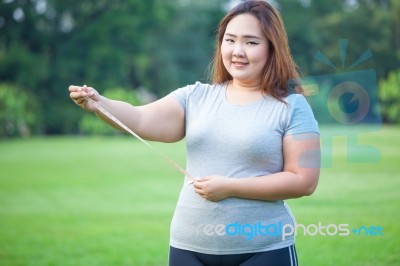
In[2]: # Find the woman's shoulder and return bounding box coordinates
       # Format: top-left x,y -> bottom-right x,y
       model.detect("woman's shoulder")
283,92 -> 310,108
262,92 -> 307,108
175,81 -> 226,99
186,81 -> 226,92
284,92 -> 307,101
169,81 -> 226,107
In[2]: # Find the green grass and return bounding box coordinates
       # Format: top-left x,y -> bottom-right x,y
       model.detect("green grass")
0,126 -> 399,265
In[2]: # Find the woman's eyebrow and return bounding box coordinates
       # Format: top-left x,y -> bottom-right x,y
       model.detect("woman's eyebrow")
224,33 -> 262,40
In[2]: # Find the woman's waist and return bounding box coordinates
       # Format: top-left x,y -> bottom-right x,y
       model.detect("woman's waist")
170,201 -> 295,251
174,197 -> 294,224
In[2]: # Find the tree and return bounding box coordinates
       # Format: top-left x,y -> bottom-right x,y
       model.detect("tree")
0,0 -> 399,137
0,83 -> 40,137
0,0 -> 225,135
379,69 -> 400,123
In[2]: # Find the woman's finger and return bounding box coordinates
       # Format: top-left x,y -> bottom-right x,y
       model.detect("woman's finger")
69,85 -> 99,112
76,98 -> 87,105
69,91 -> 83,101
68,85 -> 81,92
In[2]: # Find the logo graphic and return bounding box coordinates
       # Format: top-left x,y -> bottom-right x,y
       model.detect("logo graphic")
288,39 -> 382,167
188,222 -> 384,241
327,81 -> 371,125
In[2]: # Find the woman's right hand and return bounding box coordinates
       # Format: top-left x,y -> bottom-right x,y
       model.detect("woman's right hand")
69,85 -> 101,112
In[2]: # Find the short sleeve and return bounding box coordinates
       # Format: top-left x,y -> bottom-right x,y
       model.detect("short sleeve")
168,81 -> 201,112
284,94 -> 319,136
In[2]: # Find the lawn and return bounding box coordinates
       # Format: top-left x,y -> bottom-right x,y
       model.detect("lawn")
0,126 -> 399,266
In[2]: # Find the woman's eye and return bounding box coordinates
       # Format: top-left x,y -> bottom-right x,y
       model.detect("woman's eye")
224,38 -> 234,43
247,41 -> 259,45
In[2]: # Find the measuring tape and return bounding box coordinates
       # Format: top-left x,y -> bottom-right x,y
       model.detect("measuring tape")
85,97 -> 195,184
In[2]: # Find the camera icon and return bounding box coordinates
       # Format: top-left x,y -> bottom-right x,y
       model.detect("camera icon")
288,40 -> 382,167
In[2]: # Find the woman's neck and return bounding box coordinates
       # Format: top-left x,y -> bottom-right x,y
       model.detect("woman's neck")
231,79 -> 262,92
226,80 -> 264,105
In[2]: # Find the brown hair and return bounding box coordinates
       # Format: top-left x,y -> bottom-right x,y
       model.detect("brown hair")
211,0 -> 302,99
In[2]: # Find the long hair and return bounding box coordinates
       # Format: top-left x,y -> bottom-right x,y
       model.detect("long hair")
211,0 -> 302,99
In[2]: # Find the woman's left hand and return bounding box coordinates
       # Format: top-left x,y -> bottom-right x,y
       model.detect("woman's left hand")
193,175 -> 232,202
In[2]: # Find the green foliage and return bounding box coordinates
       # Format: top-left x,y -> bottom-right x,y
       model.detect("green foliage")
0,0 -> 225,135
280,0 -> 399,78
379,69 -> 400,123
0,0 -> 399,136
79,88 -> 142,135
0,83 -> 40,137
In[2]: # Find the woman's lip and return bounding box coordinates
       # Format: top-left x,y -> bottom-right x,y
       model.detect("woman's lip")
232,61 -> 248,66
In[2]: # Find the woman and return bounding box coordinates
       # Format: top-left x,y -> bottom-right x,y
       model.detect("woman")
69,1 -> 320,265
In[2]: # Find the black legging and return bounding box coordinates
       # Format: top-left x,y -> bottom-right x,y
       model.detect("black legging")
169,245 -> 298,266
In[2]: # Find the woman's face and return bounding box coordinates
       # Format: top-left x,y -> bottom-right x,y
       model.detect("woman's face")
221,14 -> 269,86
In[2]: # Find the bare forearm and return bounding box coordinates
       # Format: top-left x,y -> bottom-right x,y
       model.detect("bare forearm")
194,134 -> 321,202
95,96 -> 142,134
229,171 -> 319,201
70,85 -> 184,142
94,95 -> 185,142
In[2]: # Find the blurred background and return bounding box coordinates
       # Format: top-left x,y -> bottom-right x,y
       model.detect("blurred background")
0,0 -> 399,137
0,0 -> 400,265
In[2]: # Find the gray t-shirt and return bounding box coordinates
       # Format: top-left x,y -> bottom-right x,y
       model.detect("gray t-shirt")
169,82 -> 319,255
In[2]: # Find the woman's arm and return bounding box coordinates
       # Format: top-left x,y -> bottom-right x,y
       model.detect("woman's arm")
193,132 -> 320,201
69,85 -> 185,143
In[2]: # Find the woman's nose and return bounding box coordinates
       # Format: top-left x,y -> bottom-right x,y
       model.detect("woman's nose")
232,44 -> 245,57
